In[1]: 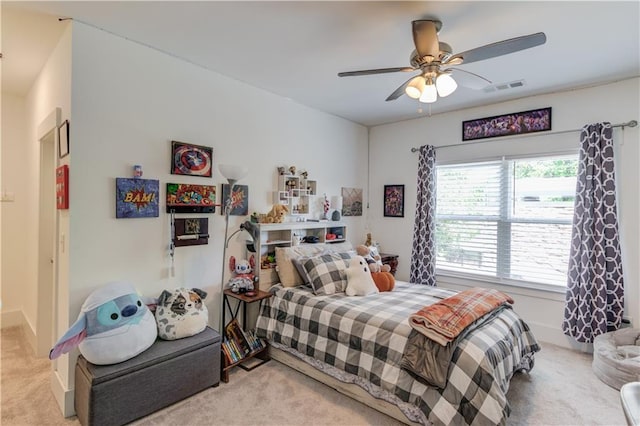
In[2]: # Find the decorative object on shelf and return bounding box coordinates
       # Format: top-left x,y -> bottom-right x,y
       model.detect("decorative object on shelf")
166,183 -> 216,213
56,165 -> 69,210
260,204 -> 289,223
331,196 -> 343,221
384,184 -> 405,218
170,140 -> 213,177
155,287 -> 208,340
115,177 -> 159,218
321,193 -> 330,220
172,217 -> 209,247
462,107 -> 551,141
341,187 -> 363,216
220,184 -> 248,216
133,164 -> 143,178
57,119 -> 69,158
289,165 -> 297,175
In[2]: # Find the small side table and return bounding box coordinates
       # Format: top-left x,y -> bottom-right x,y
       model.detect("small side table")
221,289 -> 272,383
379,253 -> 399,276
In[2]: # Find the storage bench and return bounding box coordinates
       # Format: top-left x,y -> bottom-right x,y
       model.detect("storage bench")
75,326 -> 221,426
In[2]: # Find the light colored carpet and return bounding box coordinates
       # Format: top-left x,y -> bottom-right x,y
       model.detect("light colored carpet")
0,326 -> 626,425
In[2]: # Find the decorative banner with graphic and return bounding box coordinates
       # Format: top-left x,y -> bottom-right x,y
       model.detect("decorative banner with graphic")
116,178 -> 159,218
221,184 -> 249,216
166,183 -> 217,213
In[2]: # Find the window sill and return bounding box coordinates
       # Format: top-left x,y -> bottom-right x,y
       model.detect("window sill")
436,270 -> 567,302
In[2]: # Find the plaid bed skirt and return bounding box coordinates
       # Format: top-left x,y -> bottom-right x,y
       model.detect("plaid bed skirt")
256,282 -> 539,425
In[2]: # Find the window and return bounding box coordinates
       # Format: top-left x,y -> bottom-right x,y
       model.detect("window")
435,155 -> 578,287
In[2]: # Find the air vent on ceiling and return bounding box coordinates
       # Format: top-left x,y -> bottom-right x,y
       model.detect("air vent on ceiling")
483,79 -> 525,93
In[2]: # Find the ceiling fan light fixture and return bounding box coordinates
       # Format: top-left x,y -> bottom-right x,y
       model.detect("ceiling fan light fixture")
405,76 -> 425,99
419,78 -> 438,103
436,72 -> 457,97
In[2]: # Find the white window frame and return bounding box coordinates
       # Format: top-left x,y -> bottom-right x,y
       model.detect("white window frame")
434,151 -> 578,293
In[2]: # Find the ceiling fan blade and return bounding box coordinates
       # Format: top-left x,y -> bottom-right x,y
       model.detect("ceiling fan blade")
449,67 -> 492,90
448,32 -> 546,65
412,20 -> 440,59
338,67 -> 415,77
385,74 -> 419,101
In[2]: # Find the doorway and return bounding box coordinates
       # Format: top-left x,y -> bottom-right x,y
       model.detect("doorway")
36,108 -> 60,357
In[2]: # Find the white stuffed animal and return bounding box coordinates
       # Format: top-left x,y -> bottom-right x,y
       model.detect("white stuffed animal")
345,256 -> 379,297
155,288 -> 208,340
49,281 -> 157,365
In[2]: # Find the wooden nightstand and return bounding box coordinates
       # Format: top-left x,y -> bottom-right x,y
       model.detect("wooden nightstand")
221,289 -> 272,383
379,253 -> 399,276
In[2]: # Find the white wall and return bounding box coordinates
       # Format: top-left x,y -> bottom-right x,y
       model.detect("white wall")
369,78 -> 640,349
33,21 -> 367,416
1,92 -> 29,328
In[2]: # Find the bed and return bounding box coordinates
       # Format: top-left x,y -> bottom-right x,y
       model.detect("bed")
255,280 -> 539,425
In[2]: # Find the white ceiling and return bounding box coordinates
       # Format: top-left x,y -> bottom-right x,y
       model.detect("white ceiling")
3,1 -> 639,127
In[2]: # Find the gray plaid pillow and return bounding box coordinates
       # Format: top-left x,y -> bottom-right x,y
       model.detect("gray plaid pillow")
301,252 -> 352,295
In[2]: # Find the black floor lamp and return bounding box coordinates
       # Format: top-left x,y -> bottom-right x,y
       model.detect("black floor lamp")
218,164 -> 252,334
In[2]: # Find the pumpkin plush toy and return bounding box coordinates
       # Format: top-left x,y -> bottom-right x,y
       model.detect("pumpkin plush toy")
371,271 -> 395,292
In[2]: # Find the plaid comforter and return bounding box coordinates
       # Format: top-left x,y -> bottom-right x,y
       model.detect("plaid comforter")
256,282 -> 539,426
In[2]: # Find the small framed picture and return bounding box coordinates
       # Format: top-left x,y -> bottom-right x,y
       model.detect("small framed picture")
384,185 -> 404,218
171,140 -> 213,177
58,120 -> 69,158
221,184 -> 249,216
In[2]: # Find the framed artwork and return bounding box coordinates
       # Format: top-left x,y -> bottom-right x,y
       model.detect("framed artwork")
173,218 -> 209,247
56,165 -> 69,209
171,140 -> 213,177
115,178 -> 159,218
58,120 -> 69,158
166,183 -> 216,213
220,184 -> 249,216
341,187 -> 363,217
383,185 -> 404,218
462,107 -> 552,141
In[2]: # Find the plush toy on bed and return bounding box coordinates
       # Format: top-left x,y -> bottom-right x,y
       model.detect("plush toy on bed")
355,245 -> 391,273
227,256 -> 257,295
345,256 -> 379,297
49,281 -> 158,365
371,271 -> 395,292
155,287 -> 208,340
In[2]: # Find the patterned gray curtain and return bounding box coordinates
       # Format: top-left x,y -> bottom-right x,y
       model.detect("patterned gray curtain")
410,145 -> 437,285
562,122 -> 625,343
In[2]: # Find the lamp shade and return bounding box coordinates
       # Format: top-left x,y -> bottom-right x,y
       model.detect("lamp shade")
419,82 -> 438,103
436,72 -> 457,97
218,164 -> 248,182
330,196 -> 343,210
405,76 -> 425,99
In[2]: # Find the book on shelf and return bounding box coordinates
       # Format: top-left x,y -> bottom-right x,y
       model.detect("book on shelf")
225,319 -> 252,357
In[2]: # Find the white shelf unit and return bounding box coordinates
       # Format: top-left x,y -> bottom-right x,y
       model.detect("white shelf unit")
275,175 -> 317,216
255,221 -> 347,289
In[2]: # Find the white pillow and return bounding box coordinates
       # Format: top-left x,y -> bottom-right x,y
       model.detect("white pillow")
155,288 -> 208,340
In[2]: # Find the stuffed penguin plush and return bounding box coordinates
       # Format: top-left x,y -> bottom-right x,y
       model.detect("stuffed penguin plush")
345,256 -> 380,297
49,281 -> 157,365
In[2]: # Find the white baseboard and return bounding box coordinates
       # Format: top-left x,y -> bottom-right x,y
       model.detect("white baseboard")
527,321 -> 593,353
1,309 -> 23,328
51,370 -> 75,417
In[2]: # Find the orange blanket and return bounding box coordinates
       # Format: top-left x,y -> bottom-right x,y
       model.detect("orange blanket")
409,287 -> 514,346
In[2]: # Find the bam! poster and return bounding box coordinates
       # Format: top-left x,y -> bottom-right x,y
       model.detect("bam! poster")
116,178 -> 159,218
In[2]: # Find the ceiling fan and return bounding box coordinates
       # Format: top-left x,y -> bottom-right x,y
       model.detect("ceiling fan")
338,20 -> 546,104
